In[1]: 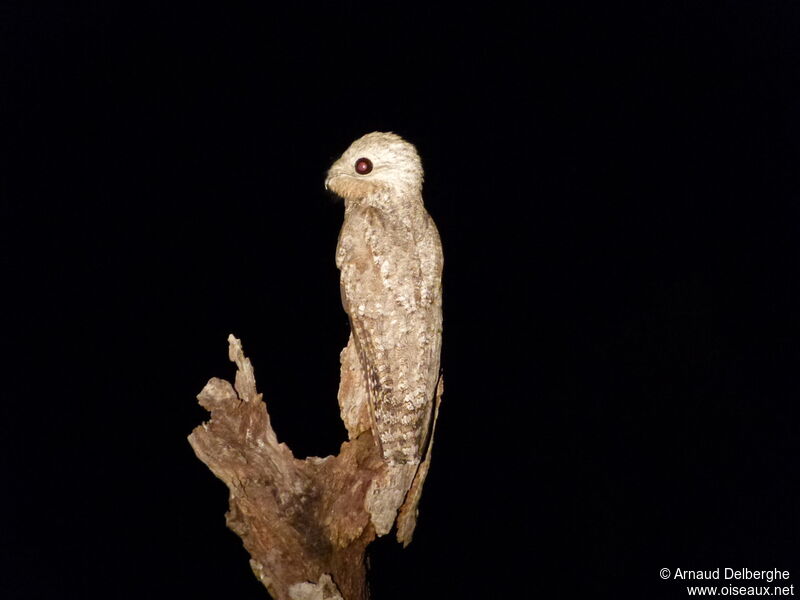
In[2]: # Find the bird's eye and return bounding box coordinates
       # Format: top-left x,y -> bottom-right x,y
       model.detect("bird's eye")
354,157 -> 373,175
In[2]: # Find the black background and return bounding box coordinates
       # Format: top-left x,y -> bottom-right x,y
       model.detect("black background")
3,2 -> 799,598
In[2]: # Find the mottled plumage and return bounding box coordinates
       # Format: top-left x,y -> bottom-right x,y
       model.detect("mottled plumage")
325,132 -> 443,540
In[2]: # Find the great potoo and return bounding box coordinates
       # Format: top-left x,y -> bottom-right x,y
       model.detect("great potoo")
325,132 -> 443,541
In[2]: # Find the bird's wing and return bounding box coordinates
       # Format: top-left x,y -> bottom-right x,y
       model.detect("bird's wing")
337,205 -> 429,463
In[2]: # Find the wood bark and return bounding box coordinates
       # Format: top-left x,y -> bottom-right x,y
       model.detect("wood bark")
188,335 -> 442,600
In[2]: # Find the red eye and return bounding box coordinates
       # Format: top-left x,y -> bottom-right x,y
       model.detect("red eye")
355,157 -> 373,174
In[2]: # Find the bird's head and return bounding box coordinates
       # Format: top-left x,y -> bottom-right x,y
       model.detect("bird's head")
325,132 -> 424,205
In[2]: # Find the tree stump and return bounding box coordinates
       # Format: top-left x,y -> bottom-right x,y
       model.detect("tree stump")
188,335 -> 442,600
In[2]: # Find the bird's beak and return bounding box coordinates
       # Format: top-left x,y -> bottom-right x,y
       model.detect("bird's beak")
324,169 -> 341,191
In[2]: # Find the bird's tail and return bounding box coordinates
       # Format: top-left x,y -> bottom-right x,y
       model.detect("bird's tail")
365,461 -> 418,536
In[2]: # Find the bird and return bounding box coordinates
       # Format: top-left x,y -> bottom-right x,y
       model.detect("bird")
325,132 -> 443,541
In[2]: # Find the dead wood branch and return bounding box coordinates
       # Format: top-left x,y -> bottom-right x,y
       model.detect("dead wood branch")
188,335 -> 442,600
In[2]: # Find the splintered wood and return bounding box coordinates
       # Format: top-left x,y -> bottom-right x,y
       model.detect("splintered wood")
188,335 -> 442,600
